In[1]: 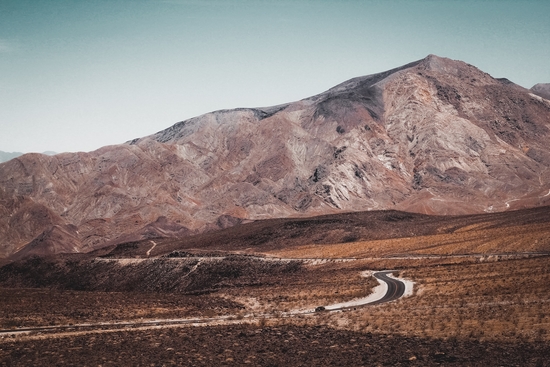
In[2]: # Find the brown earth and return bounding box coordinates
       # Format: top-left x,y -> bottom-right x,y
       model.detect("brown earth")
2,54 -> 550,258
1,324 -> 549,366
89,205 -> 550,258
0,256 -> 302,295
1,254 -> 549,366
0,288 -> 244,329
1,206 -> 549,365
0,257 -> 376,323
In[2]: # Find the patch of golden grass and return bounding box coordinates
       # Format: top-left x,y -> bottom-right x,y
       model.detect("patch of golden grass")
268,222 -> 550,259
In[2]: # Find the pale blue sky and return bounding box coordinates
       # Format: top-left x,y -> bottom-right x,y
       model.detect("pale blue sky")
1,0 -> 549,153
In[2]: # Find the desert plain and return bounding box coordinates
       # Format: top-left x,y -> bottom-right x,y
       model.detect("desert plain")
1,207 -> 549,366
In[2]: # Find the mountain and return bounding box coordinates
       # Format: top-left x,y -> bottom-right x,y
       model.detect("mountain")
1,55 -> 550,259
530,83 -> 550,100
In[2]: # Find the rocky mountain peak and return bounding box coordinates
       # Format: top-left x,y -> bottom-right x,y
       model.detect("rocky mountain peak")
419,54 -> 462,73
1,56 -> 550,259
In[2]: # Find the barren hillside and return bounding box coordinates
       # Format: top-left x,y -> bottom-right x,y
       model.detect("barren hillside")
1,55 -> 550,258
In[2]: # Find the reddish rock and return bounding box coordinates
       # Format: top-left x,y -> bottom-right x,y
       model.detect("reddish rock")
1,55 -> 550,258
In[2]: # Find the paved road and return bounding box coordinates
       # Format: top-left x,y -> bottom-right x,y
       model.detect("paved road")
369,271 -> 406,305
321,271 -> 406,312
0,271 -> 408,337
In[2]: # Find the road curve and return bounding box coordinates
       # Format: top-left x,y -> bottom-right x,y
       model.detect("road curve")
321,271 -> 407,312
0,271 -> 409,337
369,271 -> 406,305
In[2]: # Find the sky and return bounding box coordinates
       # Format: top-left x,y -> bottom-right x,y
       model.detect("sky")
1,0 -> 549,154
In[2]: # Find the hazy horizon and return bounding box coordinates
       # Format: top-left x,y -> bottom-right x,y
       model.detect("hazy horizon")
1,0 -> 549,154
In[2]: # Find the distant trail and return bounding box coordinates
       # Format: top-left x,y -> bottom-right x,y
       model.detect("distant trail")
266,251 -> 550,262
146,241 -> 157,257
181,259 -> 202,279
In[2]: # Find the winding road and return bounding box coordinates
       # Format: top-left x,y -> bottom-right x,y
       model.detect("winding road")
321,270 -> 407,312
0,271 -> 409,338
369,271 -> 406,305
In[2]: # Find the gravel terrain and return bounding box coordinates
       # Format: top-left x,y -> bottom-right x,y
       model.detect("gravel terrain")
1,324 -> 549,366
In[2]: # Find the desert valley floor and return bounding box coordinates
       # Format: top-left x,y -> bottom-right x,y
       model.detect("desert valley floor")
1,207 -> 550,366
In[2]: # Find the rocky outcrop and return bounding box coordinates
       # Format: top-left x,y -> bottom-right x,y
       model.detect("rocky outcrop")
1,55 -> 550,258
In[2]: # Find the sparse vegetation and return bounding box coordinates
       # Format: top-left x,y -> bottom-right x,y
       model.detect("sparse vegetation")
283,257 -> 550,343
1,324 -> 549,366
1,207 -> 550,365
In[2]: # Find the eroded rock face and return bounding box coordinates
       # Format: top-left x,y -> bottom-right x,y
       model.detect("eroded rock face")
1,55 -> 550,258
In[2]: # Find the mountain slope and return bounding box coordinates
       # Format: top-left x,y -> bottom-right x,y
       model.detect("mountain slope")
1,55 -> 550,258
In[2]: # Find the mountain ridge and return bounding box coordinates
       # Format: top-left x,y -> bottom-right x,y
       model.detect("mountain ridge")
1,54 -> 550,259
